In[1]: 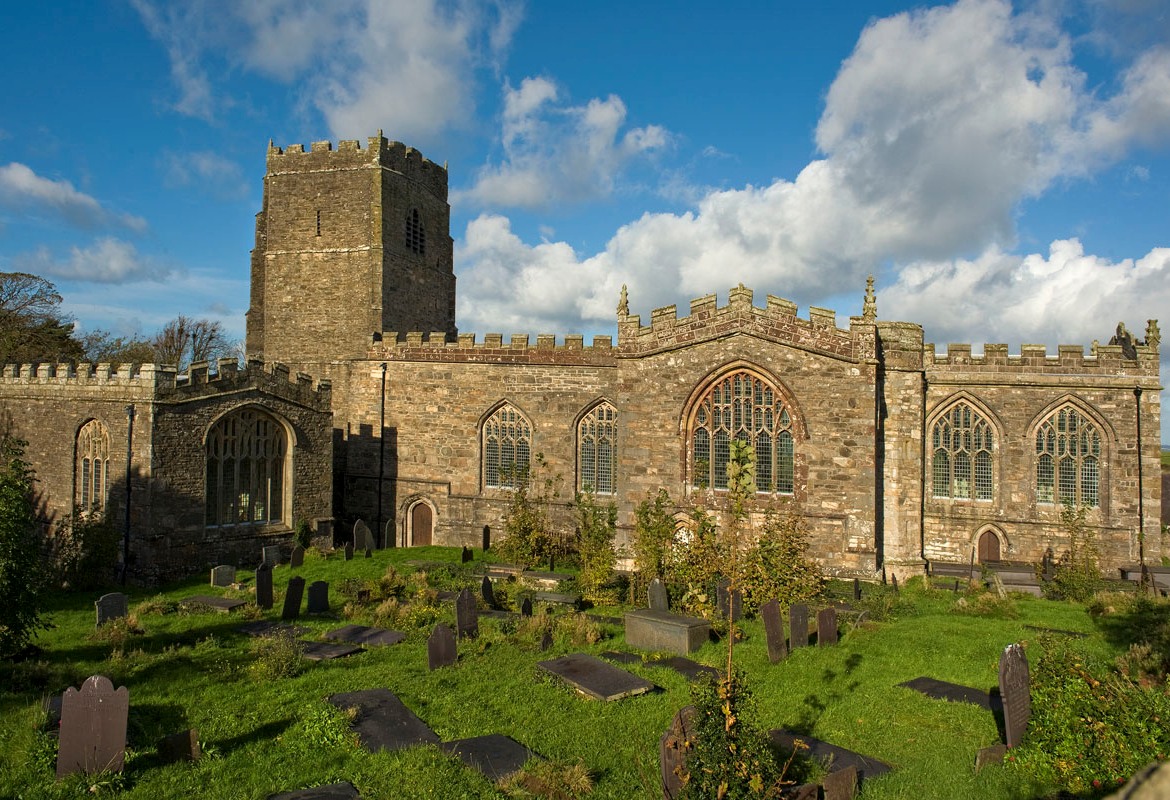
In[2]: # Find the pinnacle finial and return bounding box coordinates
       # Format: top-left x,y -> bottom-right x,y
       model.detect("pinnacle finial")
618,284 -> 629,316
1146,319 -> 1161,351
863,275 -> 877,320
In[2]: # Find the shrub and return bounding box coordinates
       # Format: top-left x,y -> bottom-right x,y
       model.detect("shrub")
574,491 -> 616,599
294,519 -> 313,549
671,505 -> 726,618
248,631 -> 305,680
633,488 -> 677,582
0,436 -> 46,658
495,455 -> 561,569
739,507 -> 823,613
1045,503 -> 1102,602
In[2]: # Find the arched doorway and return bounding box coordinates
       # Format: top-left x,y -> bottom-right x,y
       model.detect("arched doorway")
977,530 -> 1001,563
410,503 -> 432,547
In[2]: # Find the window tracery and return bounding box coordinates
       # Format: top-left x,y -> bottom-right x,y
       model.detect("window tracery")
483,404 -> 531,489
578,401 -> 617,494
931,402 -> 994,500
76,420 -> 110,514
205,407 -> 287,526
1036,406 -> 1101,507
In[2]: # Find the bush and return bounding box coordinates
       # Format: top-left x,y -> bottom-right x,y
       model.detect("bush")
0,436 -> 45,658
633,488 -> 677,582
495,455 -> 561,569
739,507 -> 823,613
248,631 -> 305,680
574,491 -> 616,599
670,505 -> 726,619
1045,503 -> 1102,602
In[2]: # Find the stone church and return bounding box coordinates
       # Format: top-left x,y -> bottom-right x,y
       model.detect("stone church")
1,131 -> 1162,581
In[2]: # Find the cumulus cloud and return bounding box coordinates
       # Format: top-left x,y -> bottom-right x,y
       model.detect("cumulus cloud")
0,163 -> 147,231
13,238 -> 173,284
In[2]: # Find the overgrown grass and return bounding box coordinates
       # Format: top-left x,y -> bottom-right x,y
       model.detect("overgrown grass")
0,548 -> 1149,798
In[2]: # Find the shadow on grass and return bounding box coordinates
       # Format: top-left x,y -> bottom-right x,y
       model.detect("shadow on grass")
1091,596 -> 1170,653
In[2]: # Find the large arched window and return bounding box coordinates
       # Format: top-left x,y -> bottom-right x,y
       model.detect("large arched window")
483,404 -> 531,490
404,208 -> 426,256
76,420 -> 110,514
1036,406 -> 1101,507
578,401 -> 617,494
931,402 -> 994,500
689,370 -> 794,494
206,407 -> 287,527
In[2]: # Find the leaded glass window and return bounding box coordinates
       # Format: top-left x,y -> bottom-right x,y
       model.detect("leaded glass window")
483,404 -> 531,489
931,403 -> 994,500
206,407 -> 287,526
689,371 -> 794,494
578,402 -> 617,494
1035,406 -> 1101,507
76,420 -> 110,514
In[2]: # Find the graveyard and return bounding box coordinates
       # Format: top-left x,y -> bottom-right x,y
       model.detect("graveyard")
2,543 -> 1168,799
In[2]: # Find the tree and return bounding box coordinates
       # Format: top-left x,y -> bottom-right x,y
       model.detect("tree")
151,315 -> 232,370
79,330 -> 157,366
574,490 -> 617,598
0,272 -> 84,364
0,436 -> 45,657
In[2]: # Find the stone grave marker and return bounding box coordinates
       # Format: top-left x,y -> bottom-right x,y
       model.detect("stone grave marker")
269,782 -> 360,800
56,675 -> 129,778
975,744 -> 1008,772
715,578 -> 742,621
521,598 -> 533,617
540,630 -> 553,651
325,624 -> 406,647
353,519 -> 372,552
853,578 -> 862,601
456,587 -> 478,639
327,688 -> 439,753
439,734 -> 536,782
307,581 -> 330,613
300,641 -> 362,661
789,604 -> 809,649
537,653 -> 655,701
210,565 -> 236,587
282,576 -> 305,621
760,599 -> 787,663
384,520 -> 394,550
660,705 -> 697,799
95,593 -> 128,627
261,544 -> 282,567
817,607 -> 839,646
157,729 -> 200,764
461,546 -> 473,563
769,730 -> 892,782
428,623 -> 457,669
822,764 -> 858,800
999,643 -> 1031,747
255,562 -> 274,609
481,575 -> 497,608
290,545 -> 305,569
648,577 -> 669,611
343,542 -> 354,561
182,595 -> 246,613
891,574 -> 899,593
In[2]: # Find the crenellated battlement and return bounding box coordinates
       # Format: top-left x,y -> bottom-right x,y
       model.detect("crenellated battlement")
370,331 -> 616,367
0,361 -> 179,389
926,340 -> 1160,377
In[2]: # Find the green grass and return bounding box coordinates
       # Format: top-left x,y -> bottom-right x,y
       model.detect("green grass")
0,550 -> 1136,799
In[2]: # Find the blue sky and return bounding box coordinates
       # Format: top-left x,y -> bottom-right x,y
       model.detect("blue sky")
2,0 -> 1169,438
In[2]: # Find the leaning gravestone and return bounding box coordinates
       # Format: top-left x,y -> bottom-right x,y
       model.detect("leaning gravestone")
481,575 -> 498,608
760,599 -> 787,663
343,542 -> 354,561
660,705 -> 697,799
853,578 -> 862,602
521,598 -> 533,617
817,607 -> 838,646
428,624 -> 457,670
461,546 -> 473,564
999,643 -> 1031,747
455,587 -> 478,639
789,604 -> 809,649
290,545 -> 305,569
648,577 -> 669,611
822,764 -> 858,800
353,519 -> 373,552
261,544 -> 282,567
255,563 -> 274,610
210,565 -> 236,587
307,581 -> 330,613
95,593 -> 128,627
715,578 -> 743,622
56,675 -> 129,778
282,577 -> 305,621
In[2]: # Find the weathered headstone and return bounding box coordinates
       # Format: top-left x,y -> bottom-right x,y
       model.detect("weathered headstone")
455,587 -> 478,639
760,599 -> 787,663
327,689 -> 439,753
282,576 -> 305,621
1042,547 -> 1055,582
975,744 -> 1008,772
428,623 -> 457,670
325,624 -> 406,647
853,578 -> 862,602
269,781 -> 360,799
343,542 -> 354,561
540,630 -> 553,651
157,729 -> 201,764
353,519 -> 372,552
255,562 -> 274,610
817,607 -> 838,646
261,545 -> 282,567
439,734 -> 536,782
660,705 -> 697,799
461,546 -> 473,564
521,598 -> 533,617
999,643 -> 1031,747
95,592 -> 128,627
290,545 -> 305,569
210,565 -> 236,587
307,581 -> 330,613
648,577 -> 669,611
56,676 -> 129,778
891,574 -> 899,593
822,764 -> 858,800
789,604 -> 809,649
481,575 -> 497,608
537,653 -> 655,701
715,578 -> 742,621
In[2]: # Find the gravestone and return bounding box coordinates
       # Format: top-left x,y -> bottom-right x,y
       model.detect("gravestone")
261,545 -> 282,567
760,599 -> 787,663
282,576 -> 305,621
300,641 -> 362,661
182,595 -> 246,613
255,562 -> 274,609
715,578 -> 742,621
481,575 -> 497,608
660,705 -> 697,799
975,744 -> 1008,772
1042,547 -> 1055,582
999,643 -> 1031,747
210,564 -> 236,587
95,593 -> 128,627
537,653 -> 655,701
428,624 -> 457,670
789,604 -> 809,649
268,782 -> 360,800
853,578 -> 862,601
56,675 -> 129,778
353,519 -> 372,552
384,520 -> 394,550
290,545 -> 305,569
455,587 -> 478,639
540,630 -> 553,651
461,546 -> 473,564
307,581 -> 330,613
648,577 -> 669,611
817,607 -> 838,646
521,598 -> 533,617
439,734 -> 537,782
822,765 -> 858,800
891,574 -> 899,593
327,688 -> 439,753
343,542 -> 354,561
324,625 -> 406,647
157,729 -> 200,764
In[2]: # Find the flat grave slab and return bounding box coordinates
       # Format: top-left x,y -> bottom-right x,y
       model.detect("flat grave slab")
268,782 -> 361,799
300,641 -> 364,661
181,595 -> 247,613
538,653 -> 655,701
323,625 -> 406,647
439,734 -> 536,781
768,729 -> 892,782
898,677 -> 999,712
238,621 -> 307,638
327,689 -> 439,753
650,656 -> 719,682
624,608 -> 712,655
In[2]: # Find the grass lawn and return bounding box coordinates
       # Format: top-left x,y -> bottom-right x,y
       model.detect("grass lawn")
0,547 -> 1132,799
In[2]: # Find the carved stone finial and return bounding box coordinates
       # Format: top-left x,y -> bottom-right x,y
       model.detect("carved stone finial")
1091,339 -> 1099,356
618,284 -> 629,316
1145,319 -> 1160,351
862,275 -> 877,320
1109,321 -> 1138,360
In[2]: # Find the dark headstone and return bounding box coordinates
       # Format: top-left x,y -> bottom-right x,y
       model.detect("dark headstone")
482,524 -> 490,551
428,623 -> 457,670
324,624 -> 406,647
238,620 -> 305,638
822,765 -> 858,800
282,577 -> 305,621
953,579 -> 960,593
537,653 -> 655,701
715,578 -> 742,621
307,581 -> 329,613
999,643 -> 1031,747
1042,547 -> 1055,582
648,577 -> 669,611
343,542 -> 354,561
789,604 -> 809,649
327,688 -> 439,752
461,546 -> 473,564
891,574 -> 899,593
975,744 -> 1008,772
300,641 -> 362,661
540,630 -> 553,651
853,578 -> 862,601
761,599 -> 787,663
353,519 -> 372,551
521,598 -> 533,617
210,565 -> 236,587
817,607 -> 838,646
439,734 -> 536,781
456,587 -> 478,639
56,675 -> 129,778
898,677 -> 996,711
261,544 -> 282,567
157,729 -> 200,764
267,782 -> 360,800
290,545 -> 305,569
255,562 -> 274,610
768,729 -> 892,781
660,705 -> 697,800
95,593 -> 128,627
481,575 -> 497,608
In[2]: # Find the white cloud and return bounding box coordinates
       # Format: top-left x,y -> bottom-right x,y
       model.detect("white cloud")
161,151 -> 249,200
0,163 -> 147,232
13,238 -> 173,284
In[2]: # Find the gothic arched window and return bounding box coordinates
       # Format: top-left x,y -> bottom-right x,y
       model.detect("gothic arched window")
405,208 -> 426,256
206,407 -> 287,526
931,402 -> 994,500
76,420 -> 110,514
578,401 -> 617,494
1036,406 -> 1101,507
483,404 -> 531,490
689,370 -> 794,494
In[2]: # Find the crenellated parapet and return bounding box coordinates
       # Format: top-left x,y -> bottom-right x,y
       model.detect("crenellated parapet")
166,359 -> 332,409
926,336 -> 1161,381
369,330 -> 616,366
0,361 -> 179,390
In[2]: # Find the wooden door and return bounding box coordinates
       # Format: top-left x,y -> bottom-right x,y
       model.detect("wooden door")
411,503 -> 432,547
977,530 -> 1000,563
